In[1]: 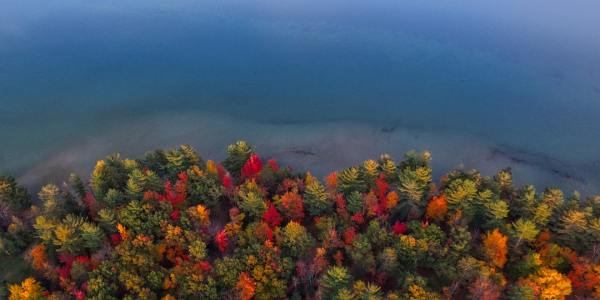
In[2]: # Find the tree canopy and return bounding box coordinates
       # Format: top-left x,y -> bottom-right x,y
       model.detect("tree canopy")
2,141 -> 600,299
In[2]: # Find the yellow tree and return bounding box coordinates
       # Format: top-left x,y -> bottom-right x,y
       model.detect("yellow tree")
9,277 -> 46,300
521,268 -> 572,300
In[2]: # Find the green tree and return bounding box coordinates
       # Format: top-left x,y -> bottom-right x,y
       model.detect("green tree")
0,175 -> 31,211
238,191 -> 267,220
557,209 -> 590,251
223,141 -> 253,175
165,144 -> 203,177
349,235 -> 376,275
187,169 -> 224,208
511,219 -> 539,249
91,154 -> 130,201
320,266 -> 352,299
346,191 -> 364,215
126,169 -> 160,200
304,179 -> 332,216
337,167 -> 368,194
278,221 -> 313,258
505,284 -> 535,300
81,222 -> 104,252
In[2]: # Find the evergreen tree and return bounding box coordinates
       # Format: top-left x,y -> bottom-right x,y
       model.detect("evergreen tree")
278,221 -> 313,258
346,191 -> 364,215
223,141 -> 253,175
378,154 -> 397,180
0,175 -> 31,211
511,219 -> 539,249
91,154 -> 129,201
81,222 -> 104,252
320,266 -> 352,299
164,145 -> 202,177
238,191 -> 267,219
186,167 -> 224,208
337,167 -> 368,194
362,159 -> 379,182
304,178 -> 332,216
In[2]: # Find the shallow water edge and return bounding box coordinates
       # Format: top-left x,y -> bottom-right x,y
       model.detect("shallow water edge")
10,111 -> 599,198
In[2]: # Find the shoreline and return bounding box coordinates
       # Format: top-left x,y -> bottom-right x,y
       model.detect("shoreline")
9,111 -> 599,197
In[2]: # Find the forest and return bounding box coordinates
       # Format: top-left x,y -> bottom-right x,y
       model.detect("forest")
1,141 -> 599,299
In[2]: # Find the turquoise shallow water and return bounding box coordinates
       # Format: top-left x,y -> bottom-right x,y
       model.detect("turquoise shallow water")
1,0 -> 600,194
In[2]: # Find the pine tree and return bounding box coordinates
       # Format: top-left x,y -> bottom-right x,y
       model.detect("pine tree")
304,178 -> 332,216
337,167 -> 368,194
320,266 -> 352,299
346,191 -> 364,215
362,159 -> 379,182
378,154 -> 397,180
557,209 -> 590,251
511,219 -> 539,249
532,203 -> 552,227
505,285 -> 535,300
238,191 -> 267,219
377,247 -> 398,273
126,169 -> 146,200
126,169 -> 161,200
223,141 -> 253,175
494,168 -> 513,192
81,222 -> 104,252
187,167 -> 224,208
179,144 -> 202,166
53,214 -> 86,254
398,165 -> 431,204
444,178 -> 477,210
484,200 -> 509,228
104,188 -> 125,208
279,221 -> 313,258
542,188 -> 564,208
69,173 -> 87,200
33,215 -> 57,245
0,175 -> 31,211
510,185 -> 537,220
39,184 -> 65,218
349,235 -> 376,274
98,208 -> 117,232
352,281 -> 383,299
165,149 -> 186,176
91,155 -> 129,201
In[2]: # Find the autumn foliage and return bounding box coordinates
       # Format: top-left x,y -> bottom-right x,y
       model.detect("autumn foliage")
241,154 -> 263,179
425,195 -> 448,221
3,141 -> 600,300
483,228 -> 509,268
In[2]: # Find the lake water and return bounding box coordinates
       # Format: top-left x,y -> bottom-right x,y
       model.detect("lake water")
1,0 -> 600,195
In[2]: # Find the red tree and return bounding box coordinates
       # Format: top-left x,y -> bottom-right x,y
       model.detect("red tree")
262,203 -> 282,227
241,154 -> 263,179
392,221 -> 407,235
280,191 -> 305,221
215,230 -> 229,253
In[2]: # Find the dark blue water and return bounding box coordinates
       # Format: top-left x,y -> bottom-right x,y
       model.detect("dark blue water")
1,0 -> 600,193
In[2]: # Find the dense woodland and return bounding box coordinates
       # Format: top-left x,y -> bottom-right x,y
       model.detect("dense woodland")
1,141 -> 600,299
